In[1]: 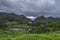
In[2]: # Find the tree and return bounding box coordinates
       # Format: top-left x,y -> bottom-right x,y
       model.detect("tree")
0,18 -> 7,29
29,26 -> 49,34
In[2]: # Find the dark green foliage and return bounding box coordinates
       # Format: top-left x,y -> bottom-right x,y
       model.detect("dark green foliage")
0,12 -> 60,40
0,12 -> 31,24
0,12 -> 60,34
0,17 -> 7,28
29,26 -> 49,34
29,16 -> 60,33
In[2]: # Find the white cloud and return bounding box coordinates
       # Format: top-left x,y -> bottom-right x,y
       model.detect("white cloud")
26,16 -> 36,20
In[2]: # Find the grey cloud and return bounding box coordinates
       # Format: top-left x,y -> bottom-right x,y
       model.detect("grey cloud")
0,0 -> 60,17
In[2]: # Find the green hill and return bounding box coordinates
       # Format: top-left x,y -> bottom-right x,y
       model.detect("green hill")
0,12 -> 31,24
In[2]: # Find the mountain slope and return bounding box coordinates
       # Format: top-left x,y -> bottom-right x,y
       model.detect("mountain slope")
0,12 -> 31,24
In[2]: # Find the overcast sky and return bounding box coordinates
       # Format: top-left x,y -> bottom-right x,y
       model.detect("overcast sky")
0,0 -> 60,17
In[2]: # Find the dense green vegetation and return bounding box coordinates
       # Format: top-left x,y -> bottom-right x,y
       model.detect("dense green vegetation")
0,12 -> 60,40
0,29 -> 60,40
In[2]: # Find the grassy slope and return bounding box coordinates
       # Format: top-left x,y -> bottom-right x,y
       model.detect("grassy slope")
1,21 -> 60,40
0,29 -> 60,40
5,21 -> 31,28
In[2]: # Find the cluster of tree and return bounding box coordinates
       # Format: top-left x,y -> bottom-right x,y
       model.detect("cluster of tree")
0,12 -> 31,29
0,12 -> 60,33
0,18 -> 7,28
29,22 -> 60,34
32,16 -> 60,26
29,16 -> 60,33
0,12 -> 31,24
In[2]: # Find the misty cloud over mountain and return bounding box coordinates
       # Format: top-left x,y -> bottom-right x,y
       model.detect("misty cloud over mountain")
0,0 -> 60,17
